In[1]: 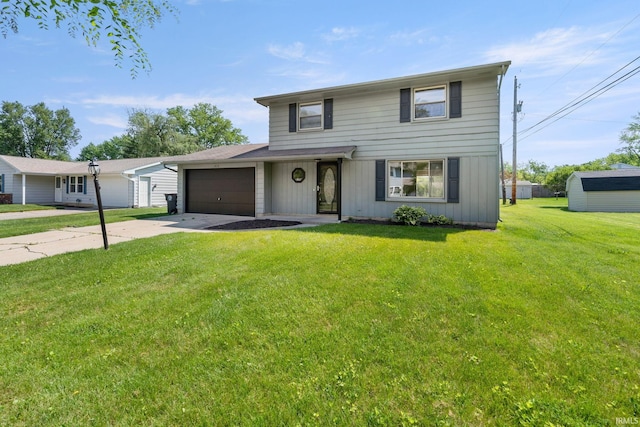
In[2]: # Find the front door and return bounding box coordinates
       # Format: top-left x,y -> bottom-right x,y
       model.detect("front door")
317,162 -> 338,214
54,176 -> 63,203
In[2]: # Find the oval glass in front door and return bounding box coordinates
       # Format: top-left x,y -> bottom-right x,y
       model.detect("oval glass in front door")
318,162 -> 338,214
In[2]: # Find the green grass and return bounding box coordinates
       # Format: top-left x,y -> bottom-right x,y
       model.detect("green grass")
1,199 -> 639,426
0,204 -> 57,213
0,207 -> 167,238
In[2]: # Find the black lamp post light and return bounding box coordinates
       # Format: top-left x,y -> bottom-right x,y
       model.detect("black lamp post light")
88,159 -> 109,250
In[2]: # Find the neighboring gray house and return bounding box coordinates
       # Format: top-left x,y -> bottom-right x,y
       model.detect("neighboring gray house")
171,61 -> 511,228
0,155 -> 177,208
567,170 -> 640,212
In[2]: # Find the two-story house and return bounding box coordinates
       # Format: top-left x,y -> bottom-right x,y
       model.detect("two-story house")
171,61 -> 511,228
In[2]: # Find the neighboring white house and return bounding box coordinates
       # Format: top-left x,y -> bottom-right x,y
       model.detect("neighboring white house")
0,155 -> 177,208
169,61 -> 511,228
566,170 -> 640,212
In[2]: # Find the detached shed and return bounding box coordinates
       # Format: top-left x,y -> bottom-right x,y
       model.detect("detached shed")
567,170 -> 640,212
502,180 -> 533,199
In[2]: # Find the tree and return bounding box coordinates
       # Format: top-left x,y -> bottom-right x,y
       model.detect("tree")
0,101 -> 80,160
81,104 -> 248,158
123,109 -> 198,158
1,0 -> 176,75
544,165 -> 578,194
520,160 -> 549,184
167,103 -> 248,148
618,113 -> 640,163
76,136 -> 129,160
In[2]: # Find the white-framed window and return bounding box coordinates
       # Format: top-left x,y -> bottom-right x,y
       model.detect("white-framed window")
388,160 -> 445,199
0,174 -> 4,193
69,176 -> 84,194
414,85 -> 446,119
299,101 -> 323,130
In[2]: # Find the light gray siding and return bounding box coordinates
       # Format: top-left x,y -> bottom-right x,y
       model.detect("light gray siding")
582,191 -> 640,212
259,73 -> 501,227
136,165 -> 178,207
61,174 -> 94,206
269,161 -> 318,215
20,175 -> 55,204
98,175 -> 131,207
263,156 -> 499,227
568,175 -> 640,212
267,75 -> 499,160
567,175 -> 587,211
340,156 -> 498,227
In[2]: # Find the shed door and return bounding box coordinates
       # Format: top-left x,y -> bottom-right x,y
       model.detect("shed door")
186,168 -> 255,216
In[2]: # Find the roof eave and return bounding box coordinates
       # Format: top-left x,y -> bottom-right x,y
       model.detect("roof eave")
254,61 -> 511,107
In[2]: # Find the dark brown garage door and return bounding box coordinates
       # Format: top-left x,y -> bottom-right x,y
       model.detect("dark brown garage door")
186,168 -> 255,216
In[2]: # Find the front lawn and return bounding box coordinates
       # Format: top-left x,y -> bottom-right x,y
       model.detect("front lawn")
0,204 -> 57,213
0,207 -> 167,238
1,199 -> 638,426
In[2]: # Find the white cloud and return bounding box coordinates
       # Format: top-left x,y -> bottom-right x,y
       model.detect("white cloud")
267,42 -> 329,64
79,93 -> 254,110
389,29 -> 441,46
86,113 -> 128,129
485,26 -> 615,71
268,42 -> 306,61
323,27 -> 360,42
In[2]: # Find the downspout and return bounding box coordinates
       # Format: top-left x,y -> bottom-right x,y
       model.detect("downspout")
497,64 -> 507,216
21,173 -> 26,205
337,158 -> 342,222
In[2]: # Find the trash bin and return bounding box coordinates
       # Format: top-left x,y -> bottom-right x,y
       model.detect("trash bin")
165,193 -> 178,214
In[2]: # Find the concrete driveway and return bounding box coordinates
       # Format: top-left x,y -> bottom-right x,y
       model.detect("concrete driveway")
0,210 -> 337,267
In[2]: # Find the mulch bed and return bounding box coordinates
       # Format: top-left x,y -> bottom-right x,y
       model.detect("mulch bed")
206,219 -> 302,230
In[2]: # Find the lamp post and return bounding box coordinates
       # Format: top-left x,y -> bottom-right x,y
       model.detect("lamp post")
88,159 -> 109,250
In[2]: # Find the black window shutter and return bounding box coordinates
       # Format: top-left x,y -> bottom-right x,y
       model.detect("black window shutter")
289,103 -> 297,132
66,176 -> 69,194
324,98 -> 333,129
399,88 -> 411,123
83,176 -> 87,194
449,81 -> 462,118
447,157 -> 460,203
375,160 -> 386,201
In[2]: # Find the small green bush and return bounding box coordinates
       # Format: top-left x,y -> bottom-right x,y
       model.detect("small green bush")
392,205 -> 427,226
424,214 -> 454,225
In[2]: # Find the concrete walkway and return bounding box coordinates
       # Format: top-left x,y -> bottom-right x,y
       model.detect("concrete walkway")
0,210 -> 338,267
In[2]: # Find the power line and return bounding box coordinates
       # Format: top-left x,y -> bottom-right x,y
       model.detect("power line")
517,55 -> 640,140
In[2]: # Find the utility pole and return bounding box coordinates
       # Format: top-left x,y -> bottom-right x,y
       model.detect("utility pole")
511,76 -> 523,205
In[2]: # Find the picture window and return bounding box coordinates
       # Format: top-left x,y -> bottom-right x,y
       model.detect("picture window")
388,160 -> 444,199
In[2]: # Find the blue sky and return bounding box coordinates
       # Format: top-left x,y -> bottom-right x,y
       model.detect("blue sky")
1,0 -> 640,167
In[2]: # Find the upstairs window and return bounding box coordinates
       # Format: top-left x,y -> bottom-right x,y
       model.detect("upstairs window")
289,99 -> 333,132
299,101 -> 323,130
414,86 -> 446,119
